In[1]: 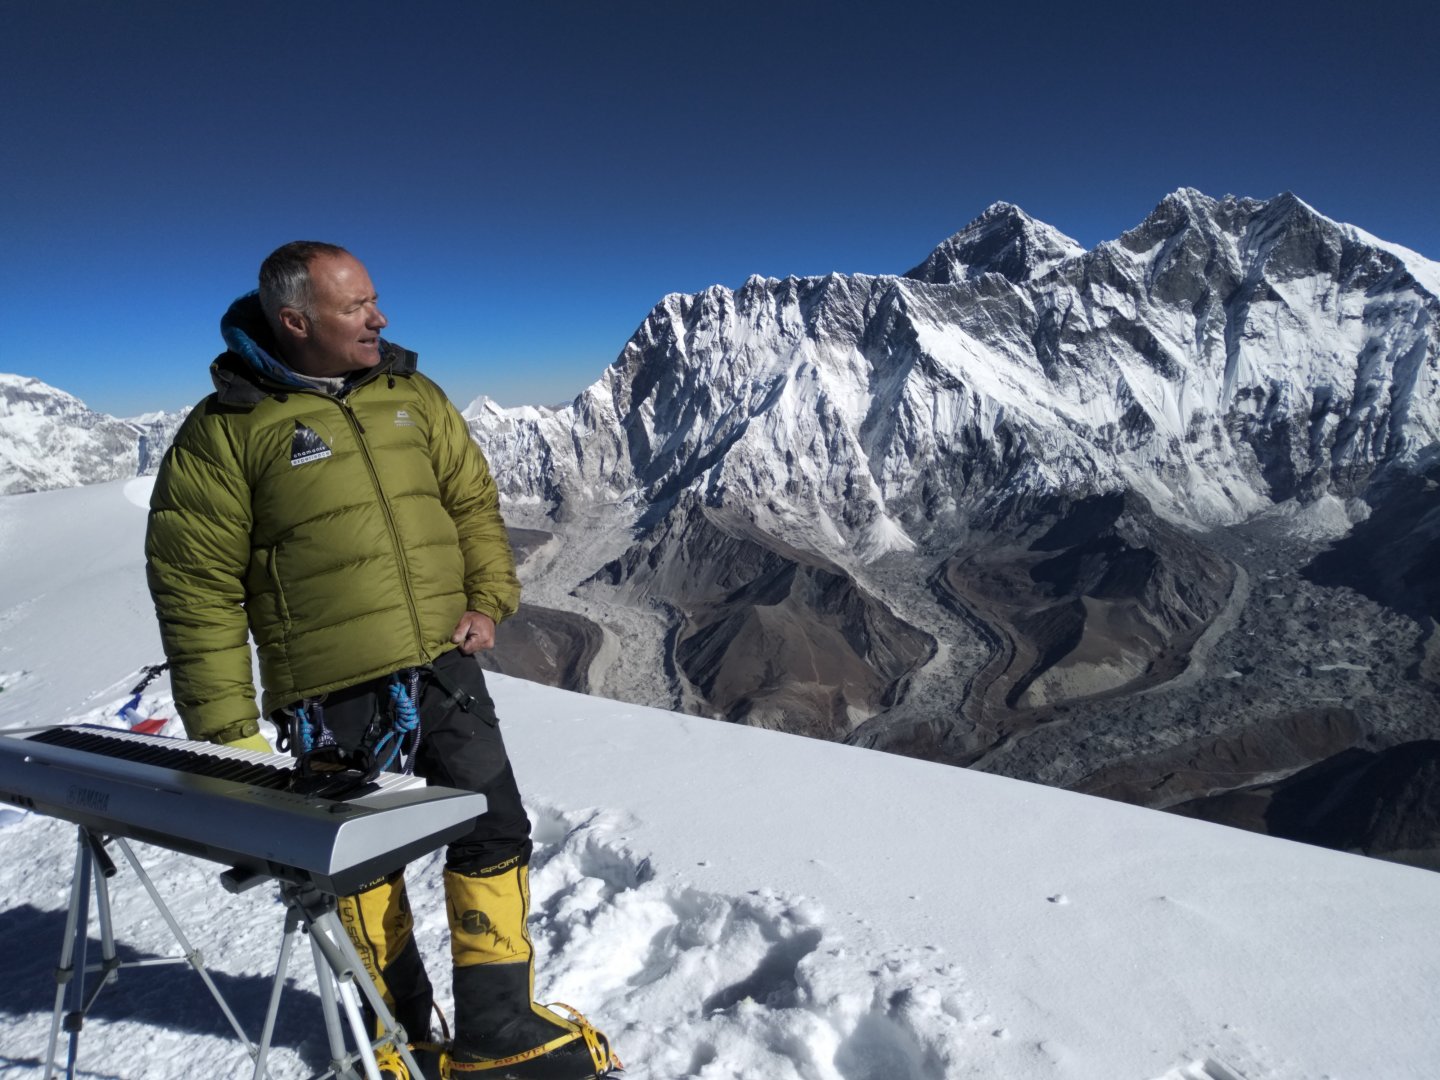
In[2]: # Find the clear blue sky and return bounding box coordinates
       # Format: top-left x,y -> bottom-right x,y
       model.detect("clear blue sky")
3,1 -> 1436,418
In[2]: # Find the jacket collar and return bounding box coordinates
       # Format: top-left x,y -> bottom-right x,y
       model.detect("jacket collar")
211,291 -> 417,406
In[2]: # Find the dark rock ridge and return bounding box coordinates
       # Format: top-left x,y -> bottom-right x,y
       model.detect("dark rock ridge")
592,496 -> 934,737
476,604 -> 601,695
1304,452 -> 1440,624
477,527 -> 604,694
1073,708 -> 1366,808
1171,740 -> 1440,872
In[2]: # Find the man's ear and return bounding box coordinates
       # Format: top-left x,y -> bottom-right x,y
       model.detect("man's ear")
279,306 -> 309,340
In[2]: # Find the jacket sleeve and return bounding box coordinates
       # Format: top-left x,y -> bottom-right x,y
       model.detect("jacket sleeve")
145,413 -> 259,743
420,376 -> 521,624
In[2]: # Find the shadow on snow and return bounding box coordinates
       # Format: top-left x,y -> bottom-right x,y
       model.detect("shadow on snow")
0,903 -> 333,1072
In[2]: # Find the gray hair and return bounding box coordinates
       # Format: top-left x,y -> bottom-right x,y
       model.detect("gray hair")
258,241 -> 350,327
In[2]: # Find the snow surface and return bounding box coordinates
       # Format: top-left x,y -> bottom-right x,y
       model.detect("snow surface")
2,479 -> 1439,1079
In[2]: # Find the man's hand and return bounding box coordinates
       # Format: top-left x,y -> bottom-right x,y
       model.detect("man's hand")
451,610 -> 497,654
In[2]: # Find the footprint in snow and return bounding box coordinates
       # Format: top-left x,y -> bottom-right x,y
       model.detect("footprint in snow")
523,802 -> 983,1080
1151,1058 -> 1248,1080
0,807 -> 28,829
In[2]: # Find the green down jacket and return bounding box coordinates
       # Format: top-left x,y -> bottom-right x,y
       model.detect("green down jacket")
146,301 -> 519,744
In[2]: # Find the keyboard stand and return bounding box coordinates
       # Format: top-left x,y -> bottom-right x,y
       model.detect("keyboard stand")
44,828 -> 428,1080
235,874 -> 427,1080
45,827 -> 263,1079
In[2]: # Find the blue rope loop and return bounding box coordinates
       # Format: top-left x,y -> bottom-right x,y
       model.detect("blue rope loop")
374,669 -> 423,774
295,703 -> 313,753
291,699 -> 333,756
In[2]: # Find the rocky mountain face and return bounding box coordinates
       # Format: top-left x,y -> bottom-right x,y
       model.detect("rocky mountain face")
0,375 -> 188,494
469,189 -> 1440,866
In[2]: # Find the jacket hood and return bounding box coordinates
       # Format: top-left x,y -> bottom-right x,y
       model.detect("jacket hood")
213,291 -> 417,405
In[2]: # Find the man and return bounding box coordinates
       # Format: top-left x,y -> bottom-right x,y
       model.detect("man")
146,242 -> 618,1079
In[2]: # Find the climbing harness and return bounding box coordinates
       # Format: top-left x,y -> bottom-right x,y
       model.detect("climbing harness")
280,666 -> 436,780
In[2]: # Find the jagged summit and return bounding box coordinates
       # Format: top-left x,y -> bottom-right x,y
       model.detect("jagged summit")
1162,185 -> 1220,210
0,373 -> 89,419
1103,188 -> 1440,310
905,201 -> 1086,285
1122,188 -> 1323,251
1116,187 -> 1226,249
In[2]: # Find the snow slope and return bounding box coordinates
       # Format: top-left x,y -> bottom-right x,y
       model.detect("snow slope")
1,479 -> 1438,1079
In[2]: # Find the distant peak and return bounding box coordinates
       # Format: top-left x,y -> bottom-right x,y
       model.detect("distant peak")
1165,186 -> 1212,204
1,373 -> 60,393
461,394 -> 502,420
976,200 -> 1023,219
1120,188 -> 1226,246
0,372 -> 88,416
1153,187 -> 1220,221
1149,187 -> 1320,227
906,202 -> 1085,285
1136,188 -> 1330,243
1263,190 -> 1322,221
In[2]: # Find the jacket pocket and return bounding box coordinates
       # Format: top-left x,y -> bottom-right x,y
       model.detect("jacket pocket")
262,544 -> 292,632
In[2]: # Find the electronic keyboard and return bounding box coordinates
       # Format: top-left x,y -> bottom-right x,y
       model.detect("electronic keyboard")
0,724 -> 486,895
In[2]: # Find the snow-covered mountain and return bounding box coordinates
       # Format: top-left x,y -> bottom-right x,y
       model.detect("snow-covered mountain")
3,477 -> 1440,1080
476,188 -> 1438,537
465,190 -> 1440,862
0,374 -> 187,494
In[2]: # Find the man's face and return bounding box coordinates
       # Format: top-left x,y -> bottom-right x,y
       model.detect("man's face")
288,253 -> 388,376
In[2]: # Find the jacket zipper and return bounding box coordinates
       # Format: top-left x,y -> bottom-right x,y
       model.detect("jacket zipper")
337,396 -> 426,656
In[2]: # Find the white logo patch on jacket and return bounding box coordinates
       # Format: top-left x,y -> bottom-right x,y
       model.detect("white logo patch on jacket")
290,422 -> 333,466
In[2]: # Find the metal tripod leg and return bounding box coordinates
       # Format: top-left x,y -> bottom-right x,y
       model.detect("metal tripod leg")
42,828 -> 267,1080
252,902 -> 303,1080
310,927 -> 374,1080
113,838 -> 255,1050
45,831 -> 127,1079
271,883 -> 428,1080
251,882 -> 388,1080
44,829 -> 91,1079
